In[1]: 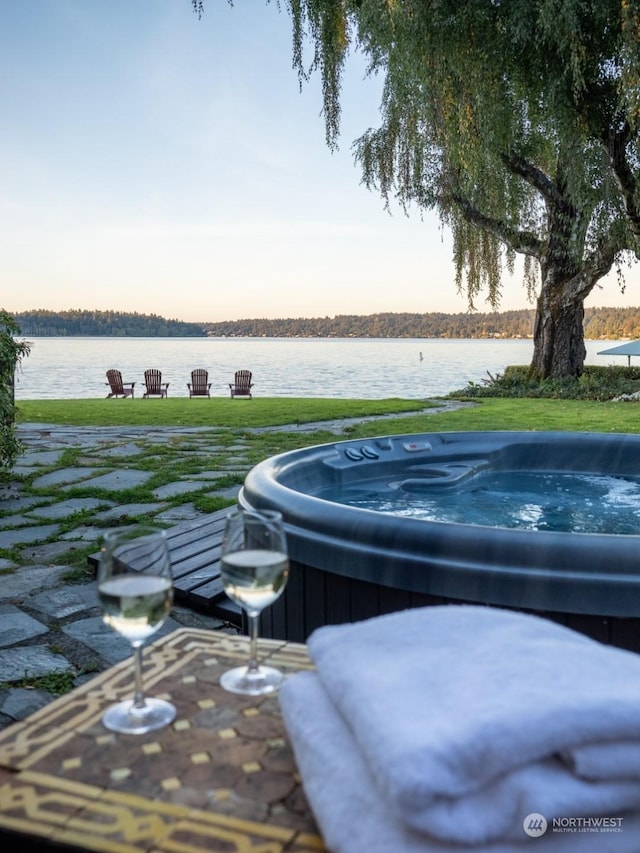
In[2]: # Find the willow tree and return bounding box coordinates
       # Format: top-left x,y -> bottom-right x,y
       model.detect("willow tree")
195,0 -> 640,378
289,0 -> 640,378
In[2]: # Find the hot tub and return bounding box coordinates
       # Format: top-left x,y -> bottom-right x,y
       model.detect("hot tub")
240,431 -> 640,651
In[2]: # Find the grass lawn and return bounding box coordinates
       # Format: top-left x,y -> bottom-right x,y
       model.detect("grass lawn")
16,396 -> 640,435
16,397 -> 428,428
344,397 -> 640,439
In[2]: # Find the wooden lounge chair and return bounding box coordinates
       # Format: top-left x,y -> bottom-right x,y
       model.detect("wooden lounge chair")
105,369 -> 135,399
143,369 -> 169,398
187,369 -> 212,397
229,369 -> 253,399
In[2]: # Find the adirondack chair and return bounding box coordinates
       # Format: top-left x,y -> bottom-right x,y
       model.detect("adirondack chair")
142,369 -> 169,398
105,369 -> 135,399
229,369 -> 253,398
187,368 -> 211,397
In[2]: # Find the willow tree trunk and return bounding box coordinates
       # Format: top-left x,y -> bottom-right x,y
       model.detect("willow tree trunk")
531,283 -> 587,379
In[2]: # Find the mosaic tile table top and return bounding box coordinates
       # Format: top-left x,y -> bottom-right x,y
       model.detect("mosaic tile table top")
0,627 -> 325,852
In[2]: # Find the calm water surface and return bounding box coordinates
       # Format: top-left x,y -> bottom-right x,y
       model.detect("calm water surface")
13,337 -> 620,400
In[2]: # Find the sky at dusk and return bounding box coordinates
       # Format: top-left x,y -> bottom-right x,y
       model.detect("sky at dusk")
2,0 -> 638,323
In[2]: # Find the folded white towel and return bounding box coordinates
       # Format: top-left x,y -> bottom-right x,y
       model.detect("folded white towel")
563,742 -> 640,781
280,670 -> 640,852
304,605 -> 640,844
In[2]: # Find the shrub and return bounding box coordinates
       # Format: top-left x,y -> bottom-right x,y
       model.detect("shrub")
451,365 -> 640,401
0,311 -> 30,472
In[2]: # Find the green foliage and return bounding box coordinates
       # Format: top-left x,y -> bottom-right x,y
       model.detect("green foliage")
61,562 -> 96,582
12,305 -> 640,340
453,365 -> 640,401
12,309 -> 206,337
1,671 -> 76,694
203,306 -> 640,340
193,495 -> 236,514
0,311 -> 30,471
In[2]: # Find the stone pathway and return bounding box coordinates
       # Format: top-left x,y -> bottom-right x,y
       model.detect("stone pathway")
0,423 -> 258,730
0,403 -> 467,730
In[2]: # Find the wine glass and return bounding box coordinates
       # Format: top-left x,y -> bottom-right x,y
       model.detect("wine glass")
220,508 -> 289,695
98,525 -> 176,734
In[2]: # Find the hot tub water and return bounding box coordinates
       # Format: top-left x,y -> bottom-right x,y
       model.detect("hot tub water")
318,471 -> 640,534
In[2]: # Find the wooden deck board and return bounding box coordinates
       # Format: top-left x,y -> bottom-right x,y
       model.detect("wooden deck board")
169,546 -> 223,577
88,507 -> 242,627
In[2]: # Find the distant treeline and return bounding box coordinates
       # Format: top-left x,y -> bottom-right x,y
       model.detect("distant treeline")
12,310 -> 206,337
203,306 -> 640,340
9,306 -> 640,339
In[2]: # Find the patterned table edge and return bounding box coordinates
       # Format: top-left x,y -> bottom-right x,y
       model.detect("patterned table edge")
0,628 -> 325,853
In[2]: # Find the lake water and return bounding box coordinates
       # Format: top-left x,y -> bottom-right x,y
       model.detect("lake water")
12,336 -> 622,400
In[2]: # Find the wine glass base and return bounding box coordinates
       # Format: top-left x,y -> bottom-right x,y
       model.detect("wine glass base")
220,664 -> 285,696
102,697 -> 176,734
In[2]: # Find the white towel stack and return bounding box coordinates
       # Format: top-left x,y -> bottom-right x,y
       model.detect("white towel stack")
279,605 -> 640,852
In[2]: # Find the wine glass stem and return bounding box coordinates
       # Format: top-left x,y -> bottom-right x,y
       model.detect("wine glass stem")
247,611 -> 260,675
132,643 -> 146,709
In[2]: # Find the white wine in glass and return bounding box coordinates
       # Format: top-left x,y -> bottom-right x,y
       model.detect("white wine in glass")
98,525 -> 176,734
220,508 -> 289,695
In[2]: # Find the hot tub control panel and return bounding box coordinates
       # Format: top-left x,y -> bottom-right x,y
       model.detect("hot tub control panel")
326,436 -> 438,469
402,440 -> 432,452
344,444 -> 382,461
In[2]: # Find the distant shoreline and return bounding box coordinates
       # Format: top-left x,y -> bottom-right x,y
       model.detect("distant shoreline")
11,306 -> 640,341
15,333 -> 628,343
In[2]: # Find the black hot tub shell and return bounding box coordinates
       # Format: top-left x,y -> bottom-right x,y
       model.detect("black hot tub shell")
240,431 -> 640,651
